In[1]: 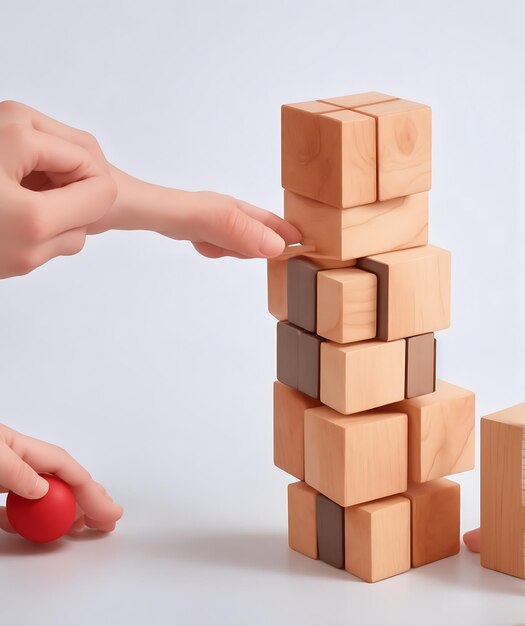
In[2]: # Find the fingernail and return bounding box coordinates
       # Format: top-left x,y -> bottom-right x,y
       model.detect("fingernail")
30,476 -> 49,499
259,230 -> 284,257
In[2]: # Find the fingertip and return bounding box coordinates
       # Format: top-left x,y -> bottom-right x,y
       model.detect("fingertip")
25,475 -> 50,500
463,528 -> 481,553
259,229 -> 285,258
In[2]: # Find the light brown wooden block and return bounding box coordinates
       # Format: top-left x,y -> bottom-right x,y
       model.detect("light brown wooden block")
320,339 -> 405,415
288,481 -> 319,560
354,98 -> 432,201
389,380 -> 475,483
357,245 -> 451,341
316,267 -> 377,344
273,381 -> 322,480
267,258 -> 288,321
345,495 -> 411,582
318,92 -> 397,109
304,405 -> 407,507
281,103 -> 376,208
481,404 -> 525,579
284,190 -> 428,261
402,479 -> 460,567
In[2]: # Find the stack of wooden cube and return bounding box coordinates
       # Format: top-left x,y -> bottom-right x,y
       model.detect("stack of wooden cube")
268,92 -> 476,582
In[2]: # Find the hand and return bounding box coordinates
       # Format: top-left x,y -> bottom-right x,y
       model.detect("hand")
0,100 -> 116,278
0,424 -> 123,536
88,168 -> 302,259
463,528 -> 480,552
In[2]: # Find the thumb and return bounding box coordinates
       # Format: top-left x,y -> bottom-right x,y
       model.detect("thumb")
200,205 -> 285,258
0,442 -> 49,499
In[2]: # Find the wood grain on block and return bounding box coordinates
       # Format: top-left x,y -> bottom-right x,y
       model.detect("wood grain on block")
389,380 -> 475,483
320,339 -> 405,415
273,381 -> 322,480
345,496 -> 411,583
481,404 -> 525,579
304,405 -> 407,507
288,481 -> 319,559
353,99 -> 432,201
276,322 -> 323,400
267,258 -> 288,321
317,495 -> 345,569
405,333 -> 436,398
281,103 -> 376,208
318,92 -> 397,109
287,256 -> 320,333
284,190 -> 428,262
402,479 -> 460,567
317,267 -> 377,344
357,245 -> 451,341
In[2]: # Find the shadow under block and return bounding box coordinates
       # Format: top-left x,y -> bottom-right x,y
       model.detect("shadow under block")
402,479 -> 460,568
287,256 -> 320,333
320,339 -> 405,415
389,380 -> 475,483
283,190 -> 429,261
304,405 -> 407,507
316,267 -> 377,344
353,99 -> 432,201
276,321 -> 323,399
345,496 -> 411,582
357,245 -> 451,341
281,102 -> 376,208
317,495 -> 345,569
481,404 -> 525,579
273,381 -> 322,480
267,258 -> 288,321
405,333 -> 436,398
288,481 -> 319,560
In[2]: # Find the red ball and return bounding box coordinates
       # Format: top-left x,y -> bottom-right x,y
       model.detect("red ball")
6,473 -> 76,543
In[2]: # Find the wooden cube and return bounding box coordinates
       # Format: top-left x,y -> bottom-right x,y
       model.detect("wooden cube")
353,99 -> 432,201
273,381 -> 322,480
304,405 -> 407,507
267,258 -> 288,321
358,245 -> 451,341
281,102 -> 376,208
481,404 -> 525,579
389,380 -> 475,483
276,322 -> 323,399
317,494 -> 345,569
288,481 -> 319,560
320,339 -> 405,415
345,495 -> 411,582
405,333 -> 436,398
402,479 -> 460,567
316,267 -> 377,344
287,256 -> 320,333
284,190 -> 429,261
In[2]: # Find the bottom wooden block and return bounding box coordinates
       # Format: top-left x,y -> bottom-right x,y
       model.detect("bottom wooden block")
288,481 -> 318,560
317,495 -> 345,569
345,495 -> 411,582
402,479 -> 460,567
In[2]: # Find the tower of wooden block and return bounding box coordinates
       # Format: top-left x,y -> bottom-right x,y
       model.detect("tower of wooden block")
269,92 -> 476,582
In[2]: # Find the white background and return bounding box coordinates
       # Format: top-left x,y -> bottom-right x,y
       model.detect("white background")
0,1 -> 524,624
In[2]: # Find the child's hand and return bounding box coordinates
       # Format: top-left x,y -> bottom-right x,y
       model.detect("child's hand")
0,100 -> 116,278
89,168 -> 302,259
0,424 -> 123,536
463,528 -> 480,552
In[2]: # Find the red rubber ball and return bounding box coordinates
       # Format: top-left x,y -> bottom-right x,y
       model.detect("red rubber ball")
6,473 -> 76,543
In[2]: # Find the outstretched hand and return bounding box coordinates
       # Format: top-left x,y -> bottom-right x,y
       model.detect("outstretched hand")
0,424 -> 123,536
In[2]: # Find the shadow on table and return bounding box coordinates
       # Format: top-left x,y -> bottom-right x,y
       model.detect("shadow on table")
0,527 -> 113,556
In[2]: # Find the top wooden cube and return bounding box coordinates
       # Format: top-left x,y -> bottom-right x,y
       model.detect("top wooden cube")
281,93 -> 432,206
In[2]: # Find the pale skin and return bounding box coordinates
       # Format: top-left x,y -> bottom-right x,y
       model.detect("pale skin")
0,100 -> 301,537
0,101 -> 481,551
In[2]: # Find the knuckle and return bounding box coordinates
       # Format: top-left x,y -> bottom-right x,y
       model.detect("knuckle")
16,198 -> 47,243
76,129 -> 101,153
63,231 -> 87,257
1,122 -> 33,148
0,99 -> 26,117
223,205 -> 248,239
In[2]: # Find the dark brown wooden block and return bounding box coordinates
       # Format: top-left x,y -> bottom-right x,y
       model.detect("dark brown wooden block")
405,333 -> 436,398
287,256 -> 321,333
277,321 -> 323,399
317,494 -> 345,569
